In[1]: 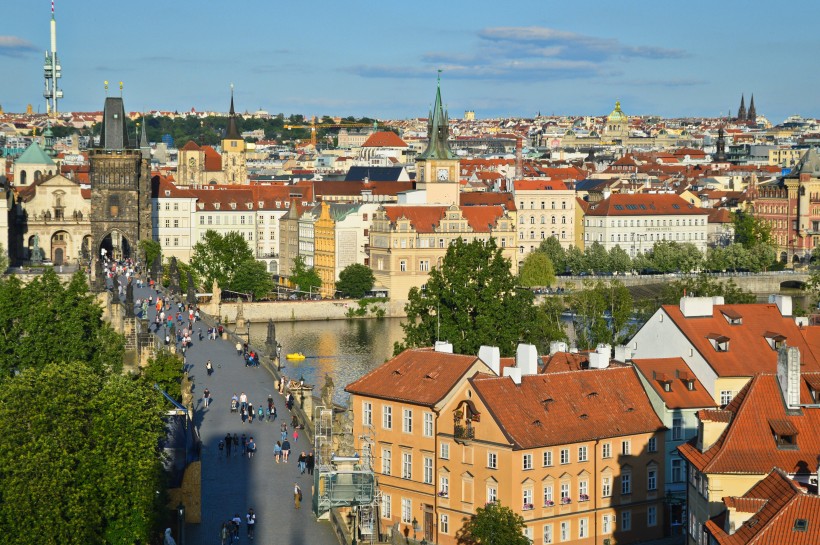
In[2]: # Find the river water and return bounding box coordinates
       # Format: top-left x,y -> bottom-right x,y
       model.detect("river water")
248,317 -> 405,405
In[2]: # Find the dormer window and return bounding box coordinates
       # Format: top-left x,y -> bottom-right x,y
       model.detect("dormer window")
721,309 -> 742,325
685,379 -> 695,391
247,203 -> 253,210
706,333 -> 730,352
769,418 -> 798,449
230,202 -> 237,210
214,203 -> 220,210
764,332 -> 787,350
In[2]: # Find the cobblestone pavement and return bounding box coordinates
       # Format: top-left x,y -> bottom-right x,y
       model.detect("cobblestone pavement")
135,283 -> 339,545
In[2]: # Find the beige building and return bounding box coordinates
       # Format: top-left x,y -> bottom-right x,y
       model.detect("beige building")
512,179 -> 577,263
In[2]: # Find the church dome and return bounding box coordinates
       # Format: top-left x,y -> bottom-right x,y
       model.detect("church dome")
607,101 -> 627,123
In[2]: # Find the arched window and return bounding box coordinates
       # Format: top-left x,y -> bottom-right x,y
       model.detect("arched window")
540,216 -> 546,224
530,217 -> 535,224
551,217 -> 556,224
561,216 -> 566,224
19,171 -> 27,185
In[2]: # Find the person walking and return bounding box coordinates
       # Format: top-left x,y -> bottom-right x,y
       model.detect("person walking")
281,438 -> 291,462
293,429 -> 299,443
218,438 -> 225,458
257,405 -> 265,423
274,441 -> 282,463
236,341 -> 242,356
248,401 -> 254,424
225,433 -> 233,457
231,513 -> 242,542
241,433 -> 247,456
246,508 -> 256,541
220,521 -> 230,545
294,483 -> 302,509
247,436 -> 256,458
306,451 -> 315,475
280,423 -> 288,443
206,360 -> 214,376
233,433 -> 239,457
239,392 -> 248,411
203,388 -> 211,407
298,451 -> 307,474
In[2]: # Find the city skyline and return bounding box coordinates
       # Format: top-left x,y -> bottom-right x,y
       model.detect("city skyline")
3,1 -> 820,122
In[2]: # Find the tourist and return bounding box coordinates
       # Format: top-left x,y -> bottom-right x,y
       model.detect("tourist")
225,433 -> 233,457
282,438 -> 291,462
246,508 -> 256,540
294,483 -> 302,509
231,513 -> 242,541
203,388 -> 211,407
239,392 -> 247,411
218,438 -> 224,458
298,451 -> 307,474
248,402 -> 254,424
206,360 -> 214,376
274,441 -> 282,463
306,451 -> 315,475
280,423 -> 288,442
257,405 -> 265,422
220,522 -> 230,545
241,433 -> 247,455
236,341 -> 242,356
293,429 -> 299,443
241,407 -> 247,424
247,436 -> 256,458
232,433 -> 239,456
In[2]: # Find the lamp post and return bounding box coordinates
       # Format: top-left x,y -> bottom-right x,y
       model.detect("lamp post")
299,375 -> 305,407
247,318 -> 251,343
412,517 -> 419,542
177,502 -> 185,545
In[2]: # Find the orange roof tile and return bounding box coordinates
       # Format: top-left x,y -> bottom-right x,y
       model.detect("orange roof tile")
587,193 -> 708,217
631,358 -> 717,410
202,145 -> 222,171
180,140 -> 200,151
361,131 -> 408,148
513,179 -> 569,191
470,367 -> 664,449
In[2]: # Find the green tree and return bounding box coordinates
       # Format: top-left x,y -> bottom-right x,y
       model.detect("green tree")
584,241 -> 610,273
138,239 -> 162,267
456,502 -> 530,545
0,243 -> 8,272
231,259 -> 274,299
565,245 -> 587,275
733,210 -> 773,247
290,255 -> 322,296
704,246 -> 728,272
608,245 -> 632,274
518,252 -> 556,287
336,263 -> 375,298
397,238 -> 539,357
190,230 -> 255,289
538,237 -> 567,274
142,349 -> 183,402
0,270 -> 124,376
568,280 -> 635,349
534,296 -> 569,347
648,241 -> 680,273
660,274 -> 756,306
0,363 -> 166,545
678,242 -> 704,273
723,243 -> 750,272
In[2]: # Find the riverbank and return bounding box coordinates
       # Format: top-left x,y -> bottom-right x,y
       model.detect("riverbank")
201,298 -> 408,324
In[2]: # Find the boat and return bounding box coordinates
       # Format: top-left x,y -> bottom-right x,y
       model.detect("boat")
286,352 -> 306,360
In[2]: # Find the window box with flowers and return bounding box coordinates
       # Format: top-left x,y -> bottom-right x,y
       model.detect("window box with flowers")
561,497 -> 572,505
579,494 -> 589,502
438,491 -> 449,498
543,500 -> 555,507
523,503 -> 535,511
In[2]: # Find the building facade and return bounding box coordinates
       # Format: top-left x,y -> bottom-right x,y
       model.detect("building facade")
512,179 -> 577,261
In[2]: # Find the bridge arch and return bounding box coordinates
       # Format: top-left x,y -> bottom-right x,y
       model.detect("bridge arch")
780,280 -> 807,290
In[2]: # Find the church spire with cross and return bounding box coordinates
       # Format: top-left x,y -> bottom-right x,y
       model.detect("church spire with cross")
418,71 -> 456,160
225,84 -> 242,140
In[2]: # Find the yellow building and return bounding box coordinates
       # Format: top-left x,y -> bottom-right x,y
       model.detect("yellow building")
314,202 -> 336,297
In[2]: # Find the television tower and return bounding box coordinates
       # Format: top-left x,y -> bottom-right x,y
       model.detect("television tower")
43,0 -> 63,117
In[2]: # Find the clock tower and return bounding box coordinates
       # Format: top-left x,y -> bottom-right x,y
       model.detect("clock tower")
222,86 -> 247,184
416,75 -> 460,205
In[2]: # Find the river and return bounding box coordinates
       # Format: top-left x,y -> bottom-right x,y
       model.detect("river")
248,317 -> 405,405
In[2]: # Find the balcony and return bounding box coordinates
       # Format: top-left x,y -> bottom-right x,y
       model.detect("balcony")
454,424 -> 475,441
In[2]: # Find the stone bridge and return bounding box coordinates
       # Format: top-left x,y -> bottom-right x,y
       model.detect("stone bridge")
554,271 -> 811,296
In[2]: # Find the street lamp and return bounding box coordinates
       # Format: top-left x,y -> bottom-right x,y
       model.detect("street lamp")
176,502 -> 185,545
247,318 -> 251,343
412,517 -> 419,541
299,375 -> 305,407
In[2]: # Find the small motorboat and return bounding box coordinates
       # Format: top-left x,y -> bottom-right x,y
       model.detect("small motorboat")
286,352 -> 306,360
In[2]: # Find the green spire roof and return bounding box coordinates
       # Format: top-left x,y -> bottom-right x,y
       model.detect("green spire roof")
418,74 -> 455,160
16,141 -> 55,166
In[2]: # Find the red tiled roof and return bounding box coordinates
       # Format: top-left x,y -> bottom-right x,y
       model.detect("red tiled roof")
180,140 -> 200,151
679,373 -> 820,475
587,193 -> 708,216
470,367 -> 664,449
661,303 -> 820,377
344,348 -> 481,406
384,206 -> 447,233
513,179 -> 569,191
632,358 -> 717,410
460,206 -> 506,232
361,131 -> 408,148
707,208 -> 734,224
202,145 -> 222,171
460,192 -> 517,211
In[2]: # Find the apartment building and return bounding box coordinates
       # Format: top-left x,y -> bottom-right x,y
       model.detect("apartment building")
511,179 -> 577,262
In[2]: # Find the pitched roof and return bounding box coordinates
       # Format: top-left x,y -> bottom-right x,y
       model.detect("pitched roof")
470,367 -> 664,449
587,193 -> 708,216
679,373 -> 820,475
631,358 -> 717,409
706,468 -> 820,545
202,145 -> 222,171
180,140 -> 200,151
513,179 -> 569,191
361,131 -> 408,148
345,166 -> 406,182
661,303 -> 820,377
460,192 -> 516,210
15,141 -> 55,166
383,205 -> 447,233
344,348 -> 481,406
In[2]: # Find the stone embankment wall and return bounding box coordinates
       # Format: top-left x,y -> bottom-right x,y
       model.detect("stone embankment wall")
201,298 -> 408,324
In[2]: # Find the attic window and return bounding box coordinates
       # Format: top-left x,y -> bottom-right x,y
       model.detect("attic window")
532,419 -> 542,427
425,371 -> 439,380
794,519 -> 808,532
663,382 -> 672,392
685,380 -> 695,391
769,418 -> 798,449
541,398 -> 554,411
247,203 -> 253,210
230,202 -> 237,210
706,333 -> 730,352
214,203 -> 220,210
721,309 -> 742,325
392,370 -> 402,376
587,392 -> 598,398
164,190 -> 171,197
258,201 -> 264,208
763,332 -> 787,350
579,414 -> 588,420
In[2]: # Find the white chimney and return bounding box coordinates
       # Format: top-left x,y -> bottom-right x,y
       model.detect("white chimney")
434,341 -> 453,354
769,294 -> 793,317
680,296 -> 715,318
795,316 -> 809,327
588,344 -> 611,369
712,296 -> 725,306
777,344 -> 801,410
614,345 -> 632,363
503,366 -> 522,385
549,341 -> 568,355
479,345 -> 501,376
516,343 -> 539,376
602,188 -> 612,200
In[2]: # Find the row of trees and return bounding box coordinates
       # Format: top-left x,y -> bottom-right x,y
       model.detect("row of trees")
0,270 -> 176,544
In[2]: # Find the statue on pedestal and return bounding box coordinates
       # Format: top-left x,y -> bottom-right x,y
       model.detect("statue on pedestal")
111,273 -> 121,304
186,271 -> 197,305
169,257 -> 180,294
125,278 -> 135,317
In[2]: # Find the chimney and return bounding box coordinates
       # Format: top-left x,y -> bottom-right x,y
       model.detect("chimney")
515,137 -> 523,180
516,343 -> 538,376
434,341 -> 453,354
769,294 -> 793,317
549,341 -> 568,355
614,345 -> 632,363
777,344 -> 801,410
588,344 -> 611,369
503,366 -> 522,385
478,345 -> 501,376
602,188 -> 611,200
679,296 -> 715,318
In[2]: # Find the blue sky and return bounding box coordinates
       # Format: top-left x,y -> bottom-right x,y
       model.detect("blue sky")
3,1 -> 819,122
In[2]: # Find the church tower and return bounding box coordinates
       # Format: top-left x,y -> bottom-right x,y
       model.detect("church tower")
714,126 -> 727,162
222,86 -> 247,184
747,94 -> 756,123
89,95 -> 151,287
415,75 -> 460,205
737,94 -> 747,122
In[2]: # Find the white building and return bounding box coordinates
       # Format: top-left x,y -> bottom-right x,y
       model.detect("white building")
511,179 -> 576,261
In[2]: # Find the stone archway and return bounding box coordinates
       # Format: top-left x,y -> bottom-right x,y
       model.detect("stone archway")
99,230 -> 132,262
51,230 -> 70,265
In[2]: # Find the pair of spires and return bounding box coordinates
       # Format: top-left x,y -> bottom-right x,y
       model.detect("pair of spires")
737,94 -> 756,122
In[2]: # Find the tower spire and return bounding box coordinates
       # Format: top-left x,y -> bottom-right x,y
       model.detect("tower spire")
737,94 -> 747,122
225,83 -> 241,140
140,115 -> 150,160
418,72 -> 455,160
748,94 -> 756,122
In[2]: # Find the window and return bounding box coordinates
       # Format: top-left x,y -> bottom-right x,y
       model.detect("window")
523,454 -> 533,470
440,475 -> 449,497
579,480 -> 588,501
402,452 -> 412,479
440,514 -> 449,534
165,219 -> 170,228
602,442 -> 611,458
423,412 -> 433,437
382,406 -> 392,429
543,524 -> 553,544
543,484 -> 553,505
403,409 -> 413,433
560,448 -> 570,464
648,506 -> 657,527
381,494 -> 391,519
621,510 -> 631,531
602,515 -> 611,534
672,417 -> 683,441
362,402 -> 372,426
419,260 -> 430,272
423,457 -> 433,484
401,499 -> 411,524
174,238 -> 179,246
578,446 -> 587,462
487,484 -> 497,504
173,219 -> 179,228
720,390 -> 734,406
671,459 -> 683,483
523,527 -> 533,543
560,482 -> 570,502
602,475 -> 611,497
560,521 -> 569,542
648,437 -> 657,453
621,473 -> 632,495
199,216 -> 204,225
440,442 -> 450,460
399,260 -> 406,272
523,488 -> 533,509
622,440 -> 631,456
648,468 -> 657,491
382,448 -> 391,475
487,452 -> 497,469
543,451 -> 553,467
579,518 -> 588,538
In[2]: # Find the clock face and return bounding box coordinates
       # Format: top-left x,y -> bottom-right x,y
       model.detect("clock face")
437,168 -> 449,181
189,157 -> 196,168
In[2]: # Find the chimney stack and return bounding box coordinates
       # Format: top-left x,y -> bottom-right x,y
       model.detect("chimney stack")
478,345 -> 501,376
777,344 -> 801,410
515,137 -> 523,180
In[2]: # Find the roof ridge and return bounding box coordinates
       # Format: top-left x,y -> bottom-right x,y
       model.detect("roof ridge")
702,374 -> 762,472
